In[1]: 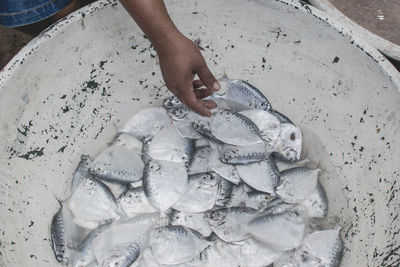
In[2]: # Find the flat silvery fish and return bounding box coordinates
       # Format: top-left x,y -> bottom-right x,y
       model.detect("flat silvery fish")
167,106 -> 205,139
71,155 -> 93,192
230,238 -> 284,267
143,159 -> 188,213
110,133 -> 143,154
188,146 -> 212,175
270,109 -> 293,124
276,167 -> 319,204
245,191 -> 276,211
147,123 -> 195,166
163,95 -> 183,109
92,222 -> 149,265
239,109 -> 281,146
299,180 -> 328,218
169,210 -> 213,237
68,177 -> 119,224
229,183 -> 250,207
211,109 -> 262,146
236,157 -> 280,194
195,137 -> 209,148
274,123 -> 302,162
149,225 -> 210,265
192,119 -> 220,142
100,241 -> 141,267
51,203 -> 73,264
204,207 -> 259,242
303,228 -> 343,267
120,107 -> 172,141
103,181 -> 129,200
173,172 -> 220,213
71,223 -> 110,267
219,143 -> 272,165
185,240 -> 238,267
215,178 -> 234,207
89,145 -> 144,183
224,77 -> 272,111
247,211 -> 305,251
275,157 -> 310,172
117,187 -> 158,218
208,143 -> 241,185
304,228 -> 343,267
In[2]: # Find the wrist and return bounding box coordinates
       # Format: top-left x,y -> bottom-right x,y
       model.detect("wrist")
152,29 -> 184,54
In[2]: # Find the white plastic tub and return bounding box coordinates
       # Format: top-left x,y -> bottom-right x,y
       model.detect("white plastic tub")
0,0 -> 399,266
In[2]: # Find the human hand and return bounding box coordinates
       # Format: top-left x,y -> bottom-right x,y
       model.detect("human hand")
155,33 -> 220,117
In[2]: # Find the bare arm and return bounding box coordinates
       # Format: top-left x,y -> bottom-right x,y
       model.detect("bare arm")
119,0 -> 220,116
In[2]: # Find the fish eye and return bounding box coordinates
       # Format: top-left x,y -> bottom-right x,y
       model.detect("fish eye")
290,133 -> 296,141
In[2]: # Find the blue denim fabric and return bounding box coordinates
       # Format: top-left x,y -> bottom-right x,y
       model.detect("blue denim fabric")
0,0 -> 72,27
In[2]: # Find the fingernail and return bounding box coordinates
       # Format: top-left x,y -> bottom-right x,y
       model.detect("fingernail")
213,81 -> 221,91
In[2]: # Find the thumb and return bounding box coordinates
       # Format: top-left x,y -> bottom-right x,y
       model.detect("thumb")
196,61 -> 220,91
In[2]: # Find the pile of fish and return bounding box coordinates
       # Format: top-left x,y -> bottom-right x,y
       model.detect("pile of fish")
51,77 -> 343,267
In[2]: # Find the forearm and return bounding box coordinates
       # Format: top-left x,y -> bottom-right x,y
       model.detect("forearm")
119,0 -> 181,51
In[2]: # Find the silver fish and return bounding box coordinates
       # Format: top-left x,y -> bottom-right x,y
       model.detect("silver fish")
68,177 -> 118,224
300,180 -> 328,218
147,123 -> 195,167
236,157 -> 280,194
215,178 -> 234,207
276,167 -> 320,204
225,77 -> 272,111
100,241 -> 141,267
117,187 -> 158,218
120,107 -> 172,141
219,143 -> 272,165
72,155 -> 93,192
247,211 -> 305,251
303,228 -> 343,267
185,240 -> 238,267
173,172 -> 220,213
149,225 -> 210,265
71,223 -> 110,267
188,146 -> 212,175
89,145 -> 144,183
270,109 -> 293,124
110,133 -> 143,154
168,106 -> 204,139
163,95 -> 183,109
51,205 -> 69,264
204,207 -> 259,242
229,183 -> 250,207
239,109 -> 281,146
192,119 -> 220,142
211,109 -> 262,146
230,238 -> 284,267
273,123 -> 302,162
245,191 -> 277,211
143,159 -> 188,213
170,210 -> 213,237
208,143 -> 241,185
195,137 -> 209,148
92,222 -> 149,266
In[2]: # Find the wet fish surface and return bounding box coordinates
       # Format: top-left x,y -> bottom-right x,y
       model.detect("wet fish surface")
50,77 -> 343,267
211,109 -> 262,146
149,225 -> 210,265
